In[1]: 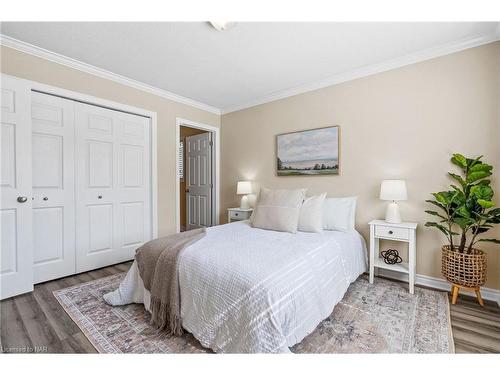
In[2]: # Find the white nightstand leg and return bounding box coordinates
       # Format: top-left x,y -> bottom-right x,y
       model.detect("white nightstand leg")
408,231 -> 416,294
369,226 -> 375,284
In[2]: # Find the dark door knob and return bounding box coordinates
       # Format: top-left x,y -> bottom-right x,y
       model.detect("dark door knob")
388,230 -> 393,234
17,196 -> 28,203
98,195 -> 103,199
43,197 -> 48,201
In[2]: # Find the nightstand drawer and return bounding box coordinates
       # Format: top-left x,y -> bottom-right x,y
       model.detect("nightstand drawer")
229,210 -> 251,221
375,225 -> 409,240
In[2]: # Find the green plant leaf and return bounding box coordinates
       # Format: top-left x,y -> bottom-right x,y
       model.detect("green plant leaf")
476,179 -> 491,186
477,199 -> 495,209
425,200 -> 448,212
448,173 -> 466,188
466,155 -> 483,169
467,170 -> 492,183
488,208 -> 500,214
456,205 -> 471,218
432,191 -> 459,206
432,192 -> 448,206
454,217 -> 474,229
485,208 -> 500,224
425,222 -> 454,236
476,238 -> 500,244
470,163 -> 492,173
425,210 -> 447,220
470,185 -> 494,200
451,154 -> 467,168
471,225 -> 492,235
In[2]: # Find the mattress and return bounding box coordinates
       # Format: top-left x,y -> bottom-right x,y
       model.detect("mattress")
104,220 -> 367,353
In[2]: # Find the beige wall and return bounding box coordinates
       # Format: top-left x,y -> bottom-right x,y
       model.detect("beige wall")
0,46 -> 220,237
221,42 -> 500,289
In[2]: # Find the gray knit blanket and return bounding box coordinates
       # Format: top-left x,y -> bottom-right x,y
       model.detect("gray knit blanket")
135,228 -> 206,335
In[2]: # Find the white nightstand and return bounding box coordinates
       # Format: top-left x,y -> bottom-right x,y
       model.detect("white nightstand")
368,220 -> 418,294
227,207 -> 253,223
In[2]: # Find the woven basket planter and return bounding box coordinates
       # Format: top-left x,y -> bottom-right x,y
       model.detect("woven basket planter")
441,245 -> 487,288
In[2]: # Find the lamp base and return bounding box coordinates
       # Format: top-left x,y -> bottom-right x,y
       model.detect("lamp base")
385,201 -> 402,223
240,195 -> 250,209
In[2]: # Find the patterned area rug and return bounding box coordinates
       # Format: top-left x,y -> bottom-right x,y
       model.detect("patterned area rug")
54,274 -> 454,353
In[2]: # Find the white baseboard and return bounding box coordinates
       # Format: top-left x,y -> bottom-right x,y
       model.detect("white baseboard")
375,269 -> 500,307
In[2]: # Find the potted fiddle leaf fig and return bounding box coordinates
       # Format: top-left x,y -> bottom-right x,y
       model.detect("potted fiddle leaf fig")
425,153 -> 500,306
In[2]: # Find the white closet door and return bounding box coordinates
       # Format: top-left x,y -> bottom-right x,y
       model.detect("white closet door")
31,92 -> 76,283
1,75 -> 33,299
75,102 -> 151,272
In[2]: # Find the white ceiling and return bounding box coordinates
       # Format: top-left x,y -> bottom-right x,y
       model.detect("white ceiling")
1,22 -> 499,113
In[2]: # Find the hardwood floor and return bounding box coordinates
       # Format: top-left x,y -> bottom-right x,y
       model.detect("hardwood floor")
1,262 -> 498,353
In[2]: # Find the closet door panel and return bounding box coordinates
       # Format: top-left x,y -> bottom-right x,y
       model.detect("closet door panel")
75,103 -> 117,272
88,140 -> 114,188
116,112 -> 151,258
75,103 -> 151,272
31,92 -> 76,283
88,203 -> 114,253
33,207 -> 64,263
1,75 -> 33,300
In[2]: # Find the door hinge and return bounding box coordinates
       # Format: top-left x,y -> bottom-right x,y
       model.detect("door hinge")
209,140 -> 213,146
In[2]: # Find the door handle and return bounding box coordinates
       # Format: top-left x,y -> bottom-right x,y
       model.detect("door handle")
185,189 -> 190,193
17,196 -> 28,203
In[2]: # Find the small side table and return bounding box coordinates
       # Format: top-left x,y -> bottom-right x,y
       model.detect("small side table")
368,220 -> 418,294
227,207 -> 253,223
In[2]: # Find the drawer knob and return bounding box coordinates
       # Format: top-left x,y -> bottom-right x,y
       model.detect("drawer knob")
388,230 -> 393,234
235,213 -> 239,216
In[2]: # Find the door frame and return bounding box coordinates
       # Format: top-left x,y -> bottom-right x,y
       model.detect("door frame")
176,117 -> 220,233
2,73 -> 159,240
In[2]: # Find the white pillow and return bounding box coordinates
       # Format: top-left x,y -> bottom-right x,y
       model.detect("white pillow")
298,193 -> 326,233
251,188 -> 307,233
322,197 -> 357,232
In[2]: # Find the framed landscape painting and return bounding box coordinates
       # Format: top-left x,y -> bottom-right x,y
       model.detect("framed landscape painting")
276,126 -> 340,176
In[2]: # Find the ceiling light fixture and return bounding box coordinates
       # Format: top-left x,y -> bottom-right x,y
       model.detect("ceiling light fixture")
209,21 -> 235,31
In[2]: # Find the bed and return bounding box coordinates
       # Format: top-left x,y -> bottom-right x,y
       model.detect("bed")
105,220 -> 367,353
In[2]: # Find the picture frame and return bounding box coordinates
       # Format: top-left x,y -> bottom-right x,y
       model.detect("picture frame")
276,125 -> 340,176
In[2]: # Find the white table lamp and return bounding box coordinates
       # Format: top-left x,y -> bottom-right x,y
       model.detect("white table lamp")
380,180 -> 407,223
237,181 -> 252,209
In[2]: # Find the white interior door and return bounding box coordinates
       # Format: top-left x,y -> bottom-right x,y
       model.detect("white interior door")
186,132 -> 212,230
1,75 -> 33,299
31,92 -> 76,283
75,102 -> 151,273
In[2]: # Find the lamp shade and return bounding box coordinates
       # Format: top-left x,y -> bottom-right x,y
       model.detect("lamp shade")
380,180 -> 407,201
237,181 -> 252,195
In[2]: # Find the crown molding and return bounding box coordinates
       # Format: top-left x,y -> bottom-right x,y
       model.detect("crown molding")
221,29 -> 500,114
2,29 -> 499,117
0,34 -> 222,115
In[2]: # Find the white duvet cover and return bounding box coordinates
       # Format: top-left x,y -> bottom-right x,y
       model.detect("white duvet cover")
104,221 -> 367,353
